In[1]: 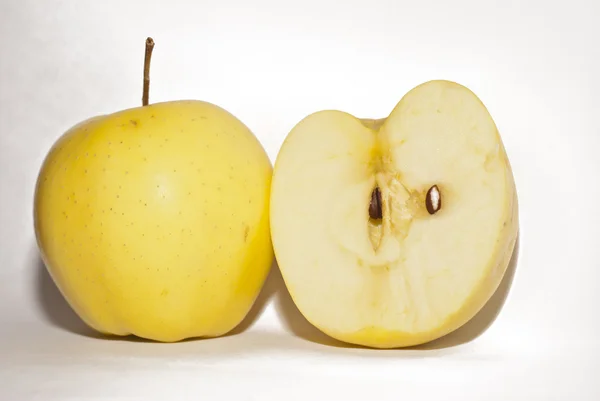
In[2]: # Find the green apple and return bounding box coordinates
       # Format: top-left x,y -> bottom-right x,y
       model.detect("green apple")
33,38 -> 274,342
270,80 -> 518,348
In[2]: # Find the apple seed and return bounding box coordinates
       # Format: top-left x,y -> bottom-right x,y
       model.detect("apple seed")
426,185 -> 441,215
369,187 -> 383,220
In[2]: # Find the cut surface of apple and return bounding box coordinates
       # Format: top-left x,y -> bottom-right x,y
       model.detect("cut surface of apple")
270,80 -> 518,348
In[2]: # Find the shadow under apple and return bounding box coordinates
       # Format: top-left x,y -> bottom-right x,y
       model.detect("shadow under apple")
274,234 -> 521,350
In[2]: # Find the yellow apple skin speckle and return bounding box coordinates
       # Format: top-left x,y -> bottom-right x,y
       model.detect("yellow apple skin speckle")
34,100 -> 274,342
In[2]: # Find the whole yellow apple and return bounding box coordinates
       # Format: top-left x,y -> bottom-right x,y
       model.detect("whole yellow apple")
33,39 -> 273,342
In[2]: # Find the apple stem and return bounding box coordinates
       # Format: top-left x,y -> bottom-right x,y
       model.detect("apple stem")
142,37 -> 155,106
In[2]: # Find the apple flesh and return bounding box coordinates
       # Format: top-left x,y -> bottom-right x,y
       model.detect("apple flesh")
270,80 -> 518,348
34,100 -> 274,342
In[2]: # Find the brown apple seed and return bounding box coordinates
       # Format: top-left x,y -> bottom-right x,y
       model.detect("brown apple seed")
369,187 -> 383,220
426,185 -> 441,215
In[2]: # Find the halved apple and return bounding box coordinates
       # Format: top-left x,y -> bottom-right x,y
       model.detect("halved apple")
270,80 -> 518,348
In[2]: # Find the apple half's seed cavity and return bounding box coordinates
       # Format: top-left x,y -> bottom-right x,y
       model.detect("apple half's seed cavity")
369,187 -> 383,220
426,185 -> 441,215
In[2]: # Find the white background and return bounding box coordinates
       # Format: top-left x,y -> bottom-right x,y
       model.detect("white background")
1,0 -> 599,399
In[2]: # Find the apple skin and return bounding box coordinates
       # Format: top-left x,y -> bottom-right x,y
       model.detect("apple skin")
33,100 -> 274,342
